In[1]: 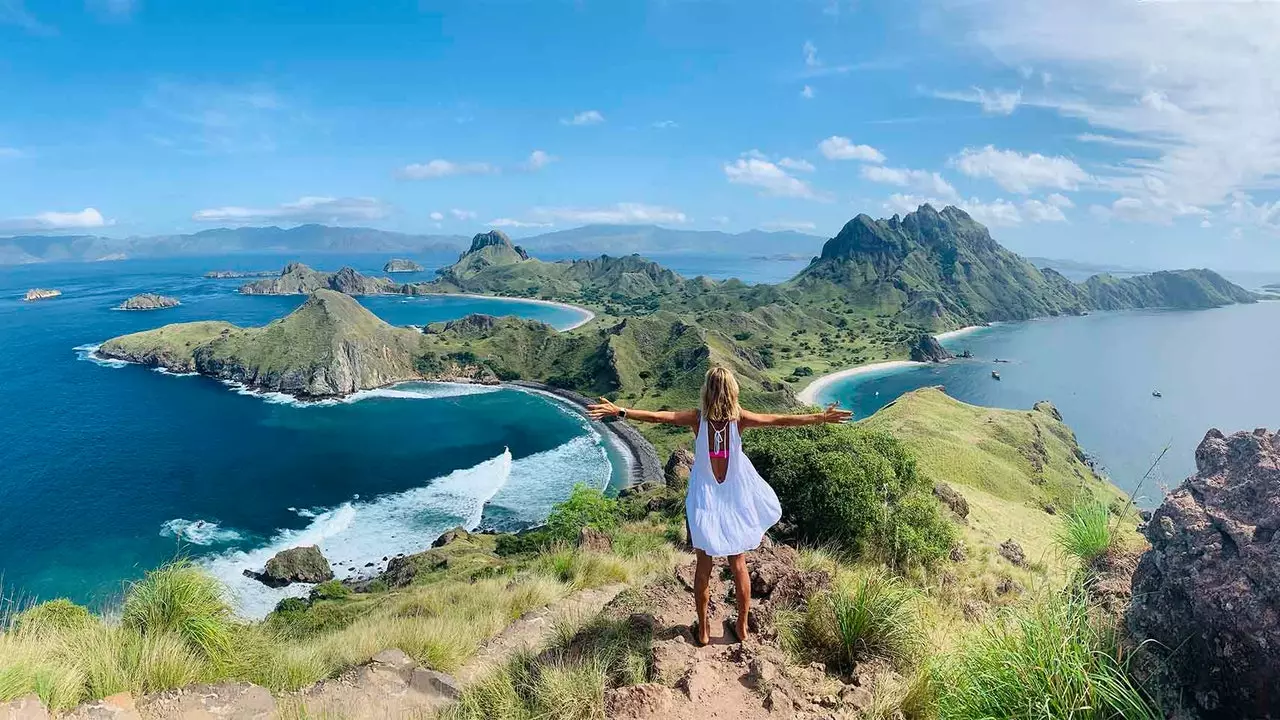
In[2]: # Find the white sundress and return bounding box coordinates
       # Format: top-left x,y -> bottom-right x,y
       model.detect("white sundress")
685,415 -> 783,557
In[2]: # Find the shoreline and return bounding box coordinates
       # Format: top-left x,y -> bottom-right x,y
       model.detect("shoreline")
796,324 -> 986,405
428,292 -> 596,331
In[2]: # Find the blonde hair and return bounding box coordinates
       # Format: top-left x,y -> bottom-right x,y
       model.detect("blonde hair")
700,366 -> 741,422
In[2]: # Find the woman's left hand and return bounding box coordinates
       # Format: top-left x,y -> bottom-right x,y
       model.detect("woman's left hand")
587,397 -> 623,421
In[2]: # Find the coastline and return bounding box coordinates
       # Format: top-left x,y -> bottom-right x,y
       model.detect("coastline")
796,324 -> 985,405
508,380 -> 663,488
430,292 -> 596,331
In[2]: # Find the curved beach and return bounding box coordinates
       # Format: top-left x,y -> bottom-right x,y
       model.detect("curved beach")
796,325 -> 985,406
444,292 -> 596,331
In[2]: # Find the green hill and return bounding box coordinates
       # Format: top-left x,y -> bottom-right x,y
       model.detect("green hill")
1080,269 -> 1257,310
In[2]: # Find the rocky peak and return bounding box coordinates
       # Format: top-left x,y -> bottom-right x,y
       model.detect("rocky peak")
468,230 -> 523,256
1128,426 -> 1280,718
281,262 -> 310,275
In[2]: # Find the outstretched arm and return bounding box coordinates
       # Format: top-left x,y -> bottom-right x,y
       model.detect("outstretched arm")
586,398 -> 698,426
739,403 -> 852,429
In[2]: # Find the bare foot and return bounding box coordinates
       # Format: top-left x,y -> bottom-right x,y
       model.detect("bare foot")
736,619 -> 749,643
693,620 -> 710,646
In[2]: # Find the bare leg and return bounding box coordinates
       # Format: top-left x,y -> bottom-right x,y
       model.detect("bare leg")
693,549 -> 712,645
727,553 -> 751,642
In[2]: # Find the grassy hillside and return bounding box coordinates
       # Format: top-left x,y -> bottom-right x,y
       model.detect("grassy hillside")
1080,268 -> 1257,310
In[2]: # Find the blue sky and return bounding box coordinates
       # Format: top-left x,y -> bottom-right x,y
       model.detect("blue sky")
2,0 -> 1279,269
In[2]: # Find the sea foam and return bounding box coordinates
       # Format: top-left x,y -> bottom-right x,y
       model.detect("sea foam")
159,518 -> 243,546
219,380 -> 501,408
73,344 -> 129,368
205,448 -> 515,619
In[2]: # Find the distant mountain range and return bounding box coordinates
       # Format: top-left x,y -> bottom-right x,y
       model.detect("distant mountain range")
0,223 -> 827,265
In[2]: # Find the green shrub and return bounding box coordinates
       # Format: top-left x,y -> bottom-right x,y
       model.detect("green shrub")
544,485 -> 620,544
12,599 -> 95,634
778,570 -> 924,672
120,561 -> 236,660
744,424 -> 955,567
496,528 -> 554,557
934,584 -> 1159,719
309,580 -> 351,601
1055,502 -> 1114,563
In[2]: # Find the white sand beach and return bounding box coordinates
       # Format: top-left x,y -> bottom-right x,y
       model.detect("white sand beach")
796,360 -> 925,405
445,293 -> 596,331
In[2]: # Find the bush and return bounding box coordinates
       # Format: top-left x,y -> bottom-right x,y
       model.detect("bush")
1055,502 -> 1114,563
744,424 -> 955,567
544,485 -> 620,544
12,599 -> 95,634
120,561 -> 236,660
309,580 -> 351,602
934,584 -> 1160,719
778,569 -> 924,672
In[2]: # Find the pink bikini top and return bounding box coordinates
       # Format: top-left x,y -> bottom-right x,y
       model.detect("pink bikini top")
707,419 -> 730,459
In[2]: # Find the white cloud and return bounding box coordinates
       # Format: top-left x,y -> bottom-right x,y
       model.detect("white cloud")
489,218 -> 553,229
947,0 -> 1280,224
0,0 -> 54,34
818,136 -> 885,163
561,110 -> 604,126
1225,192 -> 1280,233
192,196 -> 390,224
1021,199 -> 1068,223
1045,193 -> 1074,208
711,215 -> 730,225
778,157 -> 815,172
398,159 -> 496,180
881,194 -> 1067,227
932,87 -> 1022,115
763,220 -> 818,232
803,41 -> 820,67
450,208 -> 477,221
429,211 -> 444,222
724,156 -> 826,200
1200,219 -> 1212,229
523,150 -> 556,171
652,120 -> 678,129
0,207 -> 110,232
801,85 -> 815,100
860,165 -> 958,200
953,145 -> 1089,194
531,203 -> 687,225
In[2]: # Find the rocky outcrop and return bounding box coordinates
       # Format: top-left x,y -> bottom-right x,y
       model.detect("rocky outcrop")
908,333 -> 954,363
664,449 -> 694,491
117,293 -> 180,311
23,288 -> 61,302
248,545 -> 333,587
383,258 -> 425,273
432,526 -> 470,548
933,482 -> 969,520
577,527 -> 614,553
239,263 -> 403,295
998,539 -> 1026,567
137,683 -> 276,719
1128,427 -> 1280,719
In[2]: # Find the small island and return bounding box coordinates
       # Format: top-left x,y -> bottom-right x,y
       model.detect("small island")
117,293 -> 181,311
204,270 -> 278,279
23,288 -> 62,302
383,258 -> 425,273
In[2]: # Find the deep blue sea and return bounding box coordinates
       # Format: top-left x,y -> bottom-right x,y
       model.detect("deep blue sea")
813,300 -> 1280,507
0,254 -> 623,617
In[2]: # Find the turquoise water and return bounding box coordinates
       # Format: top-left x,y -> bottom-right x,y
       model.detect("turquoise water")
0,256 -> 616,617
813,301 -> 1280,506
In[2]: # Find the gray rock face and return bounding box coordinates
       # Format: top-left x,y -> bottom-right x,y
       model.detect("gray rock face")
23,288 -> 61,302
251,545 -> 333,587
384,258 -> 425,273
1,695 -> 48,720
664,449 -> 694,491
932,482 -> 969,520
240,263 -> 403,295
1128,427 -> 1280,719
431,526 -> 470,548
909,333 -> 954,363
577,526 -> 613,553
117,293 -> 180,311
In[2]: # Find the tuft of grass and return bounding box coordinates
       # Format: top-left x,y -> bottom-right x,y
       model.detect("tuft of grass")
778,569 -> 924,672
121,561 -> 236,660
1055,502 -> 1114,564
933,584 -> 1159,720
11,599 -> 96,634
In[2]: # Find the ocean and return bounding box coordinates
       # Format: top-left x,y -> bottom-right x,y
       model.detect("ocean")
0,254 -> 622,617
811,300 -> 1280,506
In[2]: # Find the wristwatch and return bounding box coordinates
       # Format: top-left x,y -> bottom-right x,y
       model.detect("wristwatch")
617,408 -> 628,419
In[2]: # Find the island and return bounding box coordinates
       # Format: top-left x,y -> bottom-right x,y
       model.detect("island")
101,204 -> 1257,455
204,270 -> 278,279
23,288 -> 61,302
117,293 -> 181,311
383,258 -> 425,273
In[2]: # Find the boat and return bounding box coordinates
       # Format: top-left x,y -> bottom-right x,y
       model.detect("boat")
1152,390 -> 1162,398
991,371 -> 1001,380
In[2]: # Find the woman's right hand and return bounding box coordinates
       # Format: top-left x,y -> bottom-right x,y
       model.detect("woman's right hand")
587,397 -> 623,421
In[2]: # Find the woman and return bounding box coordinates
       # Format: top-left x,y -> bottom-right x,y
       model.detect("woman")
588,366 -> 851,645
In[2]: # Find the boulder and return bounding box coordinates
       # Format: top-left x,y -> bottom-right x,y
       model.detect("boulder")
252,545 -> 333,587
577,527 -> 613,553
932,481 -> 969,520
431,526 -> 470,548
1128,427 -> 1280,719
379,551 -> 448,588
604,684 -> 675,719
997,539 -> 1026,567
64,694 -> 139,720
909,333 -> 954,363
137,683 -> 275,720
664,449 -> 694,491
1,695 -> 48,720
409,668 -> 461,700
